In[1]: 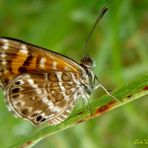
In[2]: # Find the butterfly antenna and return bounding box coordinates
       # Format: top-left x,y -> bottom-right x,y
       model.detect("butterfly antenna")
84,7 -> 108,55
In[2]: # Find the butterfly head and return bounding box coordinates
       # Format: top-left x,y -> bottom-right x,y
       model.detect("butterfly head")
80,56 -> 95,69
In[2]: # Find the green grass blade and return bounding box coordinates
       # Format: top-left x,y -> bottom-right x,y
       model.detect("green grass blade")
11,73 -> 148,148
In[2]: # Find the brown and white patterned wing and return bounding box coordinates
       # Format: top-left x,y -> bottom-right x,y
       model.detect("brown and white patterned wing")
5,72 -> 81,125
0,37 -> 84,87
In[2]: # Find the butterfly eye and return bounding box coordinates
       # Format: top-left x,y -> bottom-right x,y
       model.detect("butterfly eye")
81,56 -> 94,68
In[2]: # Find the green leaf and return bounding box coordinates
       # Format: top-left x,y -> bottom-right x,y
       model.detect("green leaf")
11,73 -> 148,148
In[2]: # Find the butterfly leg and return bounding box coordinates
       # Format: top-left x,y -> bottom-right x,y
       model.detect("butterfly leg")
80,87 -> 93,116
94,76 -> 121,102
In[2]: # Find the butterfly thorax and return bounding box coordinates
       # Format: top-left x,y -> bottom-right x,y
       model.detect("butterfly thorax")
80,56 -> 95,95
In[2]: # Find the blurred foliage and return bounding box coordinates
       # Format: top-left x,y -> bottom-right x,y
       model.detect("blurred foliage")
0,0 -> 148,148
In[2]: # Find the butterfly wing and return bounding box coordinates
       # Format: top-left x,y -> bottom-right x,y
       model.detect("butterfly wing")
0,37 -> 84,87
6,72 -> 82,125
0,37 -> 87,125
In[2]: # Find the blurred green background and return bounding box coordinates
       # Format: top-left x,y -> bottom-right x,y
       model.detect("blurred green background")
0,0 -> 148,148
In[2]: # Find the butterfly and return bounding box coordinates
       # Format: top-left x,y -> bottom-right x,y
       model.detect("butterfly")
0,7 -> 117,126
0,37 -> 98,125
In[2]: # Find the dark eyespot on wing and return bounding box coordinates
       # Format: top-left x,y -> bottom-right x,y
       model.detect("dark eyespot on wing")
36,115 -> 42,122
11,87 -> 20,93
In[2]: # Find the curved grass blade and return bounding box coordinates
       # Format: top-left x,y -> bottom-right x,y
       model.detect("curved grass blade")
10,73 -> 148,148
